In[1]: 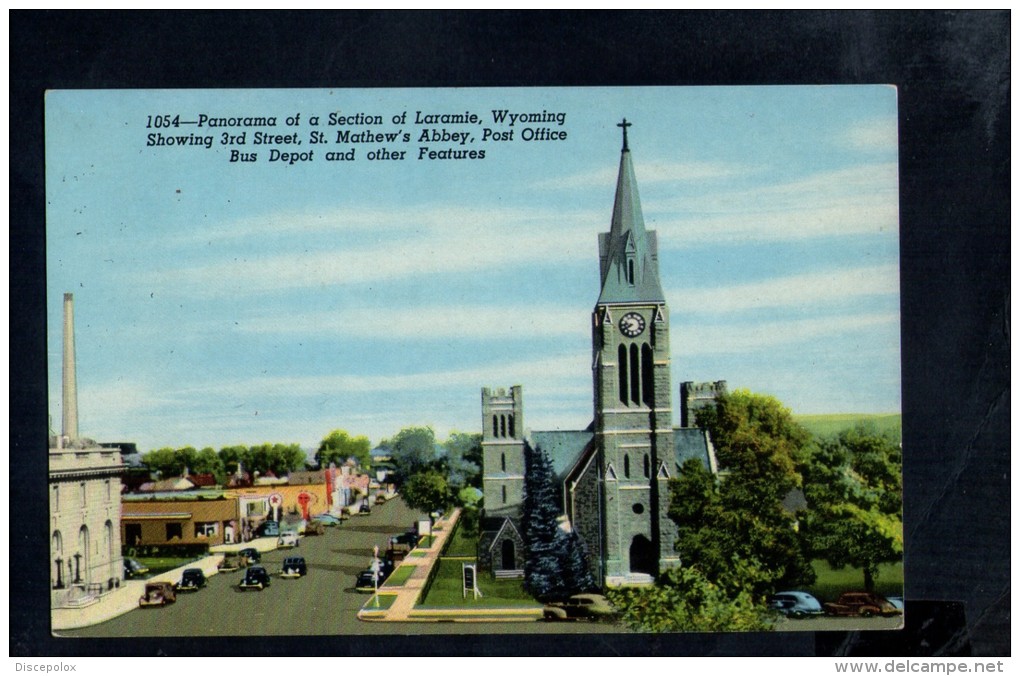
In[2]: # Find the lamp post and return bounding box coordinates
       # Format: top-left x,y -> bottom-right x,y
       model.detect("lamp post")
73,552 -> 82,584
370,545 -> 381,607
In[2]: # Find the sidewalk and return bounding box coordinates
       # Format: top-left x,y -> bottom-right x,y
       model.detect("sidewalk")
357,509 -> 542,623
52,535 -> 277,631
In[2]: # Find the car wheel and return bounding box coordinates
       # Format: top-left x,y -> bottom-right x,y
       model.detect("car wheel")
860,608 -> 874,618
791,611 -> 804,619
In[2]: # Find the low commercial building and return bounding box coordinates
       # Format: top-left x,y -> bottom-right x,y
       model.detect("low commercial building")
121,492 -> 240,549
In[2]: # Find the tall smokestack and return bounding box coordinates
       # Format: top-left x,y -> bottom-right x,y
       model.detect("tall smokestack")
62,292 -> 78,442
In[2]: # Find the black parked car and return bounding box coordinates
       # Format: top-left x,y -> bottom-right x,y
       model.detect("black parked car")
238,565 -> 272,591
355,570 -> 381,593
238,547 -> 261,565
175,568 -> 207,592
123,557 -> 150,579
280,556 -> 307,578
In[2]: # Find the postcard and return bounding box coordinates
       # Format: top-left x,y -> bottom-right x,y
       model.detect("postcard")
45,86 -> 902,638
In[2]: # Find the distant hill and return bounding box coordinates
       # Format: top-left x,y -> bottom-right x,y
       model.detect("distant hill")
792,413 -> 901,442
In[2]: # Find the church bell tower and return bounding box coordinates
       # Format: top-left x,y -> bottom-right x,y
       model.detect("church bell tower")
592,120 -> 679,584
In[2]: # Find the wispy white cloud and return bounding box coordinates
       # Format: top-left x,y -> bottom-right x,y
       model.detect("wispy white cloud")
233,303 -> 591,340
839,117 -> 899,153
679,312 -> 900,355
670,264 -> 900,314
649,163 -> 899,244
147,205 -> 600,297
537,160 -> 753,190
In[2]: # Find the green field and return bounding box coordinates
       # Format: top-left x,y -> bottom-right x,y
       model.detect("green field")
382,564 -> 417,587
793,413 -> 901,441
806,560 -> 904,603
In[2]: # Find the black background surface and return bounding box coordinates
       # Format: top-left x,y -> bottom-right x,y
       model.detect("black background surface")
10,10 -> 1010,657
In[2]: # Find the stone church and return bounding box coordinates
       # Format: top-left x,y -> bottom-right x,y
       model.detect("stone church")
479,123 -> 722,587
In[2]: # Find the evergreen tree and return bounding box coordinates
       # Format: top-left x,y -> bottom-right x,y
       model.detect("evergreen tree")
522,445 -> 563,599
562,530 -> 598,594
521,445 -> 596,600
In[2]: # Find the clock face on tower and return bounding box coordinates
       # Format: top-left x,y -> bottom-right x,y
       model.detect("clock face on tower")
619,312 -> 645,337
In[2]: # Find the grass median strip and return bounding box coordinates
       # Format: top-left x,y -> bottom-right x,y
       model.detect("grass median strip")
361,593 -> 398,611
382,564 -> 416,587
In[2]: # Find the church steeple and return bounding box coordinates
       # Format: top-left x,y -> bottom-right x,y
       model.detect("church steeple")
597,120 -> 665,304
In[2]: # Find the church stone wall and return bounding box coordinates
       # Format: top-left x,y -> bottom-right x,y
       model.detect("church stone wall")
569,455 -> 603,584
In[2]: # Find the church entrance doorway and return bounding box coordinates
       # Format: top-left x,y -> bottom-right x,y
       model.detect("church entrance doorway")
501,539 -> 516,570
629,534 -> 656,576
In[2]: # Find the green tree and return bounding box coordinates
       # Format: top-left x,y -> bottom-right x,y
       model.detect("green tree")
400,469 -> 451,525
521,445 -> 595,600
193,447 -> 225,481
316,429 -> 371,469
386,426 -> 439,481
218,445 -> 248,474
607,566 -> 774,632
799,424 -> 903,590
668,389 -> 815,597
440,431 -> 482,491
141,447 -> 182,477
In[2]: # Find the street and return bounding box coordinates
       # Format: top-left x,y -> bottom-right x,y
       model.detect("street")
57,498 -> 631,637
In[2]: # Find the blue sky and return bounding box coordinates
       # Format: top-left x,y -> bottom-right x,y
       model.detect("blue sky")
45,86 -> 900,453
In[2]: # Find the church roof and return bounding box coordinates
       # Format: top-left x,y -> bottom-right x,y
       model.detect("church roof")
596,129 -> 666,305
674,427 -> 714,471
527,430 -> 594,482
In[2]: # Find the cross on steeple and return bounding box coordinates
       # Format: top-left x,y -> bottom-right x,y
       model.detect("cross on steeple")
617,118 -> 632,152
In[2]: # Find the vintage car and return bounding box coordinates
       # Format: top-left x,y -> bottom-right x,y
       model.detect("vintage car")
280,556 -> 308,578
313,513 -> 345,527
175,568 -> 207,592
542,594 -> 616,622
238,547 -> 261,564
768,591 -> 824,618
823,592 -> 902,618
277,532 -> 300,549
139,581 -> 177,607
388,531 -> 418,554
354,570 -> 380,593
238,565 -> 272,591
217,552 -> 246,572
123,557 -> 150,579
303,520 -> 326,536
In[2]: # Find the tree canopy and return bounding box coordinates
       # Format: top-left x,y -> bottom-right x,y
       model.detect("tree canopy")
798,424 -> 903,590
316,429 -> 371,469
400,469 -> 451,523
668,389 -> 816,597
383,426 -> 440,481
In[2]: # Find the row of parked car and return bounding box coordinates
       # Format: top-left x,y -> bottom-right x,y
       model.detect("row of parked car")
353,523 -> 421,592
768,590 -> 904,619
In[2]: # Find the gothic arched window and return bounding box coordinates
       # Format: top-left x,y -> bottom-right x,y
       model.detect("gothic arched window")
492,415 -> 498,438
502,485 -> 507,504
501,453 -> 506,472
630,344 -> 640,405
508,414 -> 515,438
624,454 -> 631,479
500,415 -> 507,438
641,343 -> 654,407
618,344 -> 629,404
644,454 -> 650,479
